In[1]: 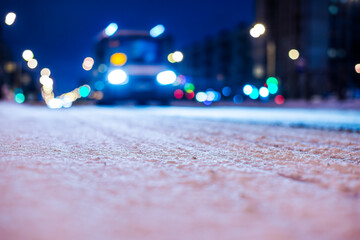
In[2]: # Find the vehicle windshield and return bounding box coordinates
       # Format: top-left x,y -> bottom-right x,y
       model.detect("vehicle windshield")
108,37 -> 162,64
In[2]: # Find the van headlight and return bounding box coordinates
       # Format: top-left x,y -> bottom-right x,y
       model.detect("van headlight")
107,69 -> 128,85
156,70 -> 176,85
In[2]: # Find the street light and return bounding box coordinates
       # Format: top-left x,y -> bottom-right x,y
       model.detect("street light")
40,76 -> 53,87
40,68 -> 51,77
22,50 -> 34,61
27,59 -> 38,69
150,24 -> 165,38
289,49 -> 300,60
5,12 -> 16,26
168,51 -> 184,63
172,51 -> 184,63
82,57 -> 94,71
250,23 -> 266,38
104,23 -> 118,37
355,63 -> 360,74
250,23 -> 276,77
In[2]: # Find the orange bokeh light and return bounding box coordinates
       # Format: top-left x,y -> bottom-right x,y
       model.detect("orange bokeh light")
110,53 -> 127,66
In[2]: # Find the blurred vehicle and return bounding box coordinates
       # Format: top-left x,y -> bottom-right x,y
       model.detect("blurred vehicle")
92,28 -> 177,105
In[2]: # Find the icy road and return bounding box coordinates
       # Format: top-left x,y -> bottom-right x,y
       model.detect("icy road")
0,102 -> 360,240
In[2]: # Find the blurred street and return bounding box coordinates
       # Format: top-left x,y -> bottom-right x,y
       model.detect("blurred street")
1,102 -> 359,240
1,0 -> 360,239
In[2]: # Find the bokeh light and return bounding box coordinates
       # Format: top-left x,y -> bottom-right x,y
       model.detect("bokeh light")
94,81 -> 105,91
196,92 -> 207,102
108,69 -> 128,85
93,91 -> 104,100
47,98 -> 63,109
275,95 -> 285,105
98,64 -> 107,73
64,92 -> 77,102
79,85 -> 91,98
268,83 -> 279,94
254,24 -> 265,35
249,87 -> 259,100
40,76 -> 53,87
174,89 -> 184,99
250,28 -> 259,38
40,68 -> 51,76
62,97 -> 73,108
14,93 -> 25,103
266,77 -> 279,86
327,49 -> 337,58
329,5 -> 339,15
85,58 -> 93,69
5,12 -> 16,26
204,90 -> 221,102
4,62 -> 16,73
222,86 -> 232,97
27,59 -> 38,69
21,74 -> 31,85
177,75 -> 186,85
203,100 -> 212,106
172,51 -> 184,62
150,24 -> 165,38
156,70 -> 176,85
206,91 -> 216,101
42,85 -> 53,94
212,91 -> 221,101
243,84 -> 253,95
233,95 -> 244,104
185,90 -> 195,100
355,64 -> 360,74
83,57 -> 94,71
289,49 -> 300,60
110,53 -> 127,66
167,53 -> 175,63
184,83 -> 195,92
22,50 -> 34,61
250,23 -> 266,38
253,65 -> 265,78
105,23 -> 118,37
259,87 -> 269,98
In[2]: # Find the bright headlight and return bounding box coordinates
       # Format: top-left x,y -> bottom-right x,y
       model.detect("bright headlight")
156,70 -> 177,85
107,69 -> 128,85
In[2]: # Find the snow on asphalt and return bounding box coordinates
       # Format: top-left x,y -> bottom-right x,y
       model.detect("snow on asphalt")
146,106 -> 360,131
0,102 -> 359,240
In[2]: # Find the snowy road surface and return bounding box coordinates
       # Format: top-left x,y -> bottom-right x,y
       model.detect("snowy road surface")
147,106 -> 360,131
0,102 -> 360,240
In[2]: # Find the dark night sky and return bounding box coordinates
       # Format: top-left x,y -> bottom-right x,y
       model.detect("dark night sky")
1,0 -> 254,94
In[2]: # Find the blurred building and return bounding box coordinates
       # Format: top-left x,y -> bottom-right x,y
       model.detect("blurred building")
180,23 -> 253,93
328,0 -> 360,99
1,23 -> 40,102
0,24 -> 12,99
254,0 -> 360,99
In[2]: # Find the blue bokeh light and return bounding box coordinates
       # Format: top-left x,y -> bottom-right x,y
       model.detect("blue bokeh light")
105,23 -> 118,37
94,81 -> 105,91
222,86 -> 232,97
233,94 -> 243,104
249,87 -> 259,100
150,24 -> 165,38
14,93 -> 25,104
203,100 -> 212,106
79,85 -> 91,97
268,83 -> 278,94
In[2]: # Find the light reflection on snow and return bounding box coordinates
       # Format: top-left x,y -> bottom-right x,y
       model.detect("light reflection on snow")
145,107 -> 360,131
